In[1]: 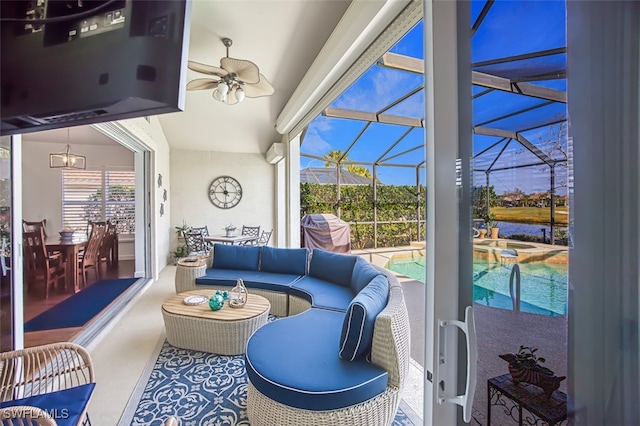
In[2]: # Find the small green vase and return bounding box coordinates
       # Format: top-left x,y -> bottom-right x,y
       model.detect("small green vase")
209,294 -> 224,311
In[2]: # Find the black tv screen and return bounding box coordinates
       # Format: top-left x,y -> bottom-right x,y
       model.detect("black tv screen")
0,0 -> 191,136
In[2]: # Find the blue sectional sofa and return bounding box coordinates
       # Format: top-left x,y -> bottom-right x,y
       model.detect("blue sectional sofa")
174,244 -> 410,426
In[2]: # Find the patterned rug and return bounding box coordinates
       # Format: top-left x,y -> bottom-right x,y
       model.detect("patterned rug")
120,337 -> 420,425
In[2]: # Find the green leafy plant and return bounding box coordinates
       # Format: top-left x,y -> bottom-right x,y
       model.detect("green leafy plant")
514,346 -> 554,375
175,220 -> 190,235
172,245 -> 188,259
487,212 -> 499,229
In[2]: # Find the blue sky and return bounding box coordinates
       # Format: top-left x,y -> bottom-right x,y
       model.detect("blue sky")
301,1 -> 568,194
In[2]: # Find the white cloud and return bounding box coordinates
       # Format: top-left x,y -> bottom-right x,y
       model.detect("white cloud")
301,123 -> 331,155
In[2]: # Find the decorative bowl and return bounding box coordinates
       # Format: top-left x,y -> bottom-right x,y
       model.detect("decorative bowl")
59,231 -> 75,239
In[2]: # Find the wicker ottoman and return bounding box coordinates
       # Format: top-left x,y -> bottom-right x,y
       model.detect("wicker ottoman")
162,290 -> 270,355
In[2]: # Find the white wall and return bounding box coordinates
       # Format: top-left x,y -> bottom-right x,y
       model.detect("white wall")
170,150 -> 275,252
115,116 -> 173,277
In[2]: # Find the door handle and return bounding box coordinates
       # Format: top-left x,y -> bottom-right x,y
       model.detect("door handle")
437,305 -> 477,423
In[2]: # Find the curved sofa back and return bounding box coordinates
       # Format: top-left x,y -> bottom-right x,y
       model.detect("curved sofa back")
371,266 -> 411,389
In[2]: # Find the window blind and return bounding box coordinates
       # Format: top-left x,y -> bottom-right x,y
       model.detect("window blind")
62,170 -> 135,234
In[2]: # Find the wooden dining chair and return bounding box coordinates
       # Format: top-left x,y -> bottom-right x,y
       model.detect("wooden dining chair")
22,219 -> 48,238
22,228 -> 66,299
79,223 -> 106,287
97,221 -> 117,273
240,225 -> 260,245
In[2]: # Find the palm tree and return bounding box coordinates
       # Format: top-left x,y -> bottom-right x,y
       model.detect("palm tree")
346,164 -> 373,179
323,150 -> 373,180
323,150 -> 347,168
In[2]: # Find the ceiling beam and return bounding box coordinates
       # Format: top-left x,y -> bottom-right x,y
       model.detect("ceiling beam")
472,71 -> 567,103
473,127 -> 553,165
323,107 -> 424,127
471,47 -> 566,68
378,52 -> 567,103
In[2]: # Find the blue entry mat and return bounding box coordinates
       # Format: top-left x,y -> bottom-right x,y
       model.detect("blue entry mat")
24,278 -> 137,332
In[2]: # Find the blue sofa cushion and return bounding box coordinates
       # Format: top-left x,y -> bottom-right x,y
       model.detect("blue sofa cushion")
351,257 -> 383,294
196,269 -> 301,292
339,275 -> 390,361
0,383 -> 95,426
212,244 -> 260,271
260,246 -> 309,275
290,276 -> 354,312
246,309 -> 388,410
308,249 -> 357,288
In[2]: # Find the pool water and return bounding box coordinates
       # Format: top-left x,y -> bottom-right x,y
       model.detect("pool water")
387,257 -> 567,316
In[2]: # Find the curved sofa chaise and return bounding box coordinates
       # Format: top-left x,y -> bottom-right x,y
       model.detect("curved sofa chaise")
174,244 -> 410,426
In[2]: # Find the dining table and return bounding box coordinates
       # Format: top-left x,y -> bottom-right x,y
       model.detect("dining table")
204,234 -> 259,246
45,235 -> 88,294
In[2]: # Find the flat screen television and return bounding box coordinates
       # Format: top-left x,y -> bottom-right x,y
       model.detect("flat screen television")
0,0 -> 191,136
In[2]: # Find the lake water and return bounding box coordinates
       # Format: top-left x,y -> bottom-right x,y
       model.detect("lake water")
490,221 -> 567,238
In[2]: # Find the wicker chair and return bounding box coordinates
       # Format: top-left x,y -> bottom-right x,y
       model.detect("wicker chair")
246,269 -> 410,426
0,406 -> 57,425
0,342 -> 95,426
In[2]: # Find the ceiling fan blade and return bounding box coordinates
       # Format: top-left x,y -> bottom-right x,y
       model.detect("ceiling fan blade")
243,74 -> 275,98
188,60 -> 228,77
221,57 -> 260,84
186,78 -> 219,91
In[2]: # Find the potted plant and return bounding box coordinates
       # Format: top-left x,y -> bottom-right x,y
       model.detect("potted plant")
478,223 -> 488,239
175,221 -> 190,239
499,346 -> 566,398
171,244 -> 188,265
487,213 -> 499,239
172,221 -> 190,264
223,224 -> 237,237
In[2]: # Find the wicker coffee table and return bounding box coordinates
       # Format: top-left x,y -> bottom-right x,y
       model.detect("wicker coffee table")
162,290 -> 270,355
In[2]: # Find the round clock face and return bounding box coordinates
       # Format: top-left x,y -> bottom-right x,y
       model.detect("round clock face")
209,176 -> 242,209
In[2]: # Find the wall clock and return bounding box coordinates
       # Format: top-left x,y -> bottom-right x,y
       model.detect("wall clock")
209,176 -> 243,209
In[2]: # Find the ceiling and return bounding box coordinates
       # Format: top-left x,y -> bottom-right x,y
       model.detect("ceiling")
24,0 -> 353,154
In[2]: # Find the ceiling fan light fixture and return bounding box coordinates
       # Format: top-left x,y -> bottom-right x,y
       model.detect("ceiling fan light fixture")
187,37 -> 275,106
235,87 -> 245,103
218,81 -> 229,96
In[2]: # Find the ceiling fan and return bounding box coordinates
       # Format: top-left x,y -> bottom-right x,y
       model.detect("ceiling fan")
186,37 -> 275,105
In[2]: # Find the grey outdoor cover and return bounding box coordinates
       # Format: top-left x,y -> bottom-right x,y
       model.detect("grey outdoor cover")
301,214 -> 351,253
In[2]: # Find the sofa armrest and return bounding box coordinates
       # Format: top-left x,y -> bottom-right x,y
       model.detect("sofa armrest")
370,270 -> 410,389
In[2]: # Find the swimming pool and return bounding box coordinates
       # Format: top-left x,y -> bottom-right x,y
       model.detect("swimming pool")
387,257 -> 568,316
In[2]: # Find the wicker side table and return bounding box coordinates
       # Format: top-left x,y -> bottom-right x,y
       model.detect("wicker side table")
175,258 -> 207,293
162,290 -> 270,355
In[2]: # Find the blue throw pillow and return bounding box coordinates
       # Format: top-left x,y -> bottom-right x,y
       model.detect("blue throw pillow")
351,257 -> 382,295
308,248 -> 357,288
260,247 -> 309,275
339,275 -> 389,361
212,244 -> 260,271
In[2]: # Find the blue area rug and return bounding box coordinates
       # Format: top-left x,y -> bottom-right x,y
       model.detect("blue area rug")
24,278 -> 137,332
121,338 -> 419,425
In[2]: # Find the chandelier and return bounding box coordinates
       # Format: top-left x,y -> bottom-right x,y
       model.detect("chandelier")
49,130 -> 86,170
